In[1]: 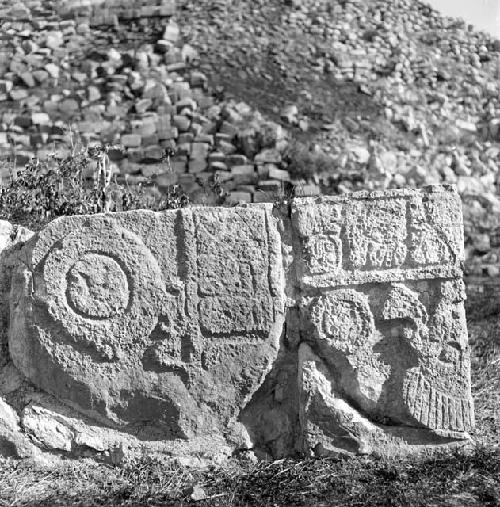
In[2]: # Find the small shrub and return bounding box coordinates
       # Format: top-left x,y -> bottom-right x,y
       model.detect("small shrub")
0,145 -> 189,231
283,141 -> 334,180
191,172 -> 229,206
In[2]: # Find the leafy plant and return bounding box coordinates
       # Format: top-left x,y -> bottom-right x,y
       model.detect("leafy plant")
0,145 -> 189,231
282,141 -> 335,180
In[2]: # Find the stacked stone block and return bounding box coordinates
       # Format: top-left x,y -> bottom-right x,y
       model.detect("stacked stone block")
0,0 -> 311,204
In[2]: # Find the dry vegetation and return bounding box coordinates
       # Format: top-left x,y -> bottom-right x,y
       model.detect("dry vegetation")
0,443 -> 499,506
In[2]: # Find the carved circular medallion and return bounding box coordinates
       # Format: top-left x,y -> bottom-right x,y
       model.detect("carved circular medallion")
67,253 -> 129,319
312,289 -> 375,353
39,217 -> 166,358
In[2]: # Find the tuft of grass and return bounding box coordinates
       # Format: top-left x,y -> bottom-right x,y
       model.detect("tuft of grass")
1,447 -> 499,506
282,142 -> 336,181
0,456 -> 198,507
468,313 -> 500,449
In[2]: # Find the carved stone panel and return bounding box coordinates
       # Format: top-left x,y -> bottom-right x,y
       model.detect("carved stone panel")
1,185 -> 473,461
293,186 -> 473,456
292,186 -> 464,287
8,207 -> 284,449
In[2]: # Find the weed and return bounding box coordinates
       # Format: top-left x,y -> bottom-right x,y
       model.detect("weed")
283,142 -> 335,180
0,145 -> 189,231
1,447 -> 499,506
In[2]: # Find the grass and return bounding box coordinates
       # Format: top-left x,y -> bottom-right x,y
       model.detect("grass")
1,446 -> 500,506
0,294 -> 499,507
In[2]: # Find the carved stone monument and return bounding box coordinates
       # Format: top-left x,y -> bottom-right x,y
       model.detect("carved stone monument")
0,185 -> 474,462
292,188 -> 472,456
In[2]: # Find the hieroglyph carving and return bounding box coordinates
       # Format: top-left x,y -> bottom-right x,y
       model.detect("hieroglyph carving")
307,282 -> 472,434
293,187 -> 464,286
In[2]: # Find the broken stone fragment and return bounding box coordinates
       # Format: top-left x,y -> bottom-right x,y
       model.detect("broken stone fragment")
0,220 -> 34,367
163,21 -> 180,43
9,207 -> 285,456
190,142 -> 210,160
173,115 -> 191,132
32,70 -> 50,84
0,398 -> 37,458
227,191 -> 252,203
19,71 -> 36,88
121,134 -> 142,148
280,104 -> 299,125
31,112 -> 50,126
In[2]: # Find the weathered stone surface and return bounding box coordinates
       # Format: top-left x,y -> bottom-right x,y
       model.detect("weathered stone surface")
0,397 -> 37,458
0,221 -> 34,368
1,185 -> 474,461
9,206 -> 285,456
292,186 -> 473,456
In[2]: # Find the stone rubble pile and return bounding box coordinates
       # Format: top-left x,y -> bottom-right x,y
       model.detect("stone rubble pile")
0,0 -> 317,206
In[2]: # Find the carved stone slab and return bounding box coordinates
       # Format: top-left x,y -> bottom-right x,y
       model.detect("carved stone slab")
292,186 -> 473,456
1,185 -> 474,461
8,206 -> 285,451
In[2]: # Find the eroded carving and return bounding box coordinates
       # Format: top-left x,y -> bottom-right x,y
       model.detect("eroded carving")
1,186 -> 473,461
398,280 -> 473,432
36,217 -> 165,361
408,191 -> 464,265
194,208 -> 279,337
300,277 -> 472,456
66,253 -> 129,320
345,198 -> 408,269
292,186 -> 464,287
8,208 -> 284,453
303,235 -> 342,275
295,187 -> 472,456
311,289 -> 375,357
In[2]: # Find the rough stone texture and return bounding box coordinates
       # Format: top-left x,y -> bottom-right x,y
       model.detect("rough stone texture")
292,186 -> 473,456
9,205 -> 285,460
0,221 -> 34,368
1,185 -> 474,462
0,396 -> 38,458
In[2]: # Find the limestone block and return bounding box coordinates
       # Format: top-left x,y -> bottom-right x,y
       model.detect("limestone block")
292,186 -> 473,456
268,167 -> 290,182
188,159 -> 208,173
0,397 -> 36,458
190,142 -> 210,161
231,165 -> 255,177
121,134 -> 142,148
9,207 -> 284,450
0,221 -> 34,367
23,405 -> 74,452
142,135 -> 160,148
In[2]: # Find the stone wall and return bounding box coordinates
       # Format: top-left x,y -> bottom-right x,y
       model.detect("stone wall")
0,185 -> 474,463
61,0 -> 176,25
